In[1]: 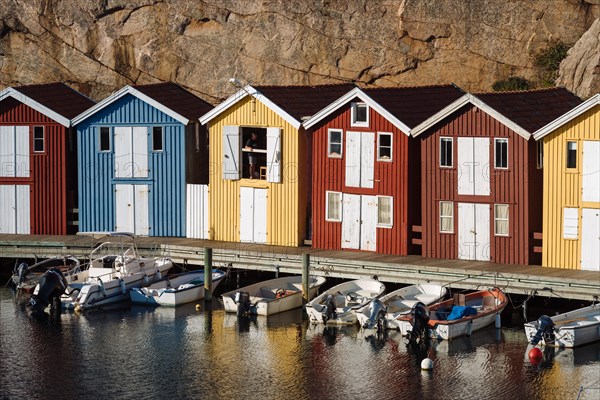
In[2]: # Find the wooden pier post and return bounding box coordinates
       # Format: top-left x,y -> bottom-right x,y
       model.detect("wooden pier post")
302,253 -> 310,304
204,247 -> 213,302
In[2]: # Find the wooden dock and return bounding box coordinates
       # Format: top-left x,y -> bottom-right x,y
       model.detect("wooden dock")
1,234 -> 598,301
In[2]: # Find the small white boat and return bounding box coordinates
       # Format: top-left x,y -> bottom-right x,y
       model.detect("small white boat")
221,275 -> 327,316
397,288 -> 508,341
356,284 -> 447,332
306,279 -> 386,325
60,232 -> 173,311
524,303 -> 600,348
130,269 -> 227,307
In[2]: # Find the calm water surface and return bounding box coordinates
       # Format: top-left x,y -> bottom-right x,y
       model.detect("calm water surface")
1,287 -> 599,400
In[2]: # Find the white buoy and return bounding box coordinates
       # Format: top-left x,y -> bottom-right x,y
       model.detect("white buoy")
495,313 -> 502,328
421,358 -> 434,370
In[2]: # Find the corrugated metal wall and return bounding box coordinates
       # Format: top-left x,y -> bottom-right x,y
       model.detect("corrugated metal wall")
542,104 -> 600,269
77,94 -> 186,236
0,97 -> 69,234
311,105 -> 411,255
420,105 -> 539,265
208,97 -> 306,246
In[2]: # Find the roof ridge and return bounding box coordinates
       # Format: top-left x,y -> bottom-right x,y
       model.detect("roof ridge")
474,86 -> 571,96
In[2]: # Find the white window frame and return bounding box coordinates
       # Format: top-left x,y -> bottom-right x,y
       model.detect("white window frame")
99,127 -> 111,152
377,196 -> 393,227
351,102 -> 369,127
327,129 -> 343,158
325,191 -> 342,222
494,138 -> 509,169
494,204 -> 509,236
377,132 -> 393,162
152,126 -> 164,152
563,207 -> 579,239
440,137 -> 453,168
566,141 -> 577,169
439,201 -> 454,233
536,141 -> 543,169
33,126 -> 44,153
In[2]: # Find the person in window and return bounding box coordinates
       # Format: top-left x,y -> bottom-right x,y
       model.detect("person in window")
244,132 -> 258,178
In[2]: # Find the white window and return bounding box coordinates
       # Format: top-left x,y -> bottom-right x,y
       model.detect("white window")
377,196 -> 393,227
536,141 -> 543,169
440,137 -> 453,167
494,204 -> 509,236
439,201 -> 453,233
566,141 -> 577,169
99,127 -> 110,152
563,207 -> 578,239
495,138 -> 508,169
326,191 -> 342,222
33,126 -> 44,153
328,129 -> 343,158
351,102 -> 369,127
377,132 -> 392,161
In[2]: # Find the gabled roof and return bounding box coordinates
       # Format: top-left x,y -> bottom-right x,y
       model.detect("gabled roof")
199,84 -> 355,129
0,83 -> 95,127
72,82 -> 208,125
302,85 -> 465,133
411,87 -> 583,140
533,93 -> 600,140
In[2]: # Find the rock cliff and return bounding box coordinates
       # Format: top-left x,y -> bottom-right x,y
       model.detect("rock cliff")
0,0 -> 598,102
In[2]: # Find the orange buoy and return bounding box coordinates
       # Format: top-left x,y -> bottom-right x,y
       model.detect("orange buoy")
528,347 -> 543,365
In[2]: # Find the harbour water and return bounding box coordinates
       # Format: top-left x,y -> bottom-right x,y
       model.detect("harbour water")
1,280 -> 599,400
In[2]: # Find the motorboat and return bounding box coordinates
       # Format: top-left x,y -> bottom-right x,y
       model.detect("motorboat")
356,283 -> 447,332
397,287 -> 508,341
221,274 -> 327,316
524,303 -> 600,348
11,255 -> 82,293
130,269 -> 227,307
59,232 -> 173,311
306,279 -> 386,325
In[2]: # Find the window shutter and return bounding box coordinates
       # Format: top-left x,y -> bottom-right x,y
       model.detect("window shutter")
0,126 -> 15,177
15,126 -> 29,178
222,125 -> 240,180
345,131 -> 360,187
114,127 -> 132,178
563,207 -> 579,239
132,127 -> 148,178
266,127 -> 281,183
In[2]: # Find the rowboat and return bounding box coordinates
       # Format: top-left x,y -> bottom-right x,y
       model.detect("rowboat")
306,279 -> 386,325
356,284 -> 447,332
397,287 -> 507,341
524,303 -> 600,348
130,269 -> 227,306
221,275 -> 327,316
11,255 -> 82,293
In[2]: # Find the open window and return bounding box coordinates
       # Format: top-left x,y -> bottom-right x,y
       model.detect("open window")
241,127 -> 267,179
351,102 -> 369,127
566,141 -> 577,169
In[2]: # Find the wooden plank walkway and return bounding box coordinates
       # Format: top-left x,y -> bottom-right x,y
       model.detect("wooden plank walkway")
1,234 -> 599,301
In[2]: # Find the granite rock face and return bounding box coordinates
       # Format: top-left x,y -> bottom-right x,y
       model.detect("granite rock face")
0,0 -> 598,102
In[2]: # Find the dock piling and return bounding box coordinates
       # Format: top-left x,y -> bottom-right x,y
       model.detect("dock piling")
204,248 -> 213,301
302,253 -> 310,304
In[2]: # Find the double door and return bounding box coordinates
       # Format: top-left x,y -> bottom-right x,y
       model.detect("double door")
341,194 -> 377,251
458,203 -> 490,261
115,184 -> 149,235
240,187 -> 267,243
0,185 -> 30,234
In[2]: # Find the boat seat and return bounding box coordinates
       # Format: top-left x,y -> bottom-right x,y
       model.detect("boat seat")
414,294 -> 438,304
453,293 -> 466,306
259,287 -> 277,299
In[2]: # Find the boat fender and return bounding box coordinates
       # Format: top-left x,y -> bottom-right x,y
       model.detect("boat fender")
530,315 -> 555,345
119,278 -> 126,295
495,313 -> 501,329
155,268 -> 162,281
98,278 -> 107,297
16,262 -> 28,284
322,294 -> 337,324
143,274 -> 150,285
275,288 -> 286,299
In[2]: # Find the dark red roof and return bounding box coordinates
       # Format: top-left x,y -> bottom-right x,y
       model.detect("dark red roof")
475,88 -> 583,133
133,82 -> 213,121
362,85 -> 466,128
15,83 -> 95,119
254,84 -> 356,121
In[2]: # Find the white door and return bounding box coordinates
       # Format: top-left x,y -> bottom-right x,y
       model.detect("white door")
360,195 -> 378,251
345,131 -> 374,188
342,194 -> 360,249
581,208 -> 600,271
458,137 -> 490,196
114,127 -> 148,178
115,184 -> 149,235
458,203 -> 490,261
239,187 -> 267,243
582,141 -> 600,202
0,185 -> 30,234
186,184 -> 209,239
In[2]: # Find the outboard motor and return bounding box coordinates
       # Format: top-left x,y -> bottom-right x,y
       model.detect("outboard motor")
28,268 -> 67,313
363,298 -> 387,333
322,294 -> 337,324
234,291 -> 252,318
407,302 -> 430,343
530,315 -> 556,345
